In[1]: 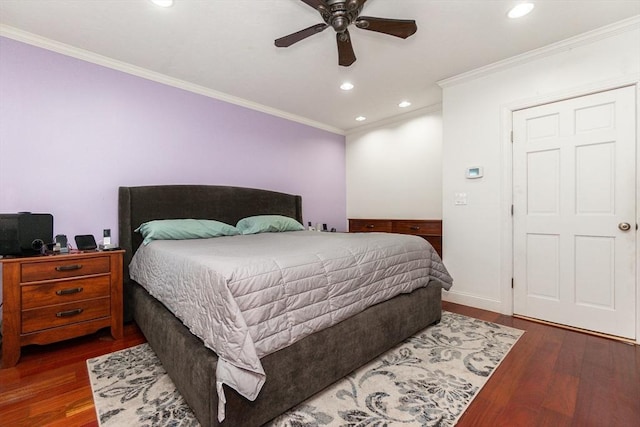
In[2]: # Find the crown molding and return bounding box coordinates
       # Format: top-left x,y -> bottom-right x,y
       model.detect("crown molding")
438,15 -> 640,88
0,25 -> 345,136
345,103 -> 442,136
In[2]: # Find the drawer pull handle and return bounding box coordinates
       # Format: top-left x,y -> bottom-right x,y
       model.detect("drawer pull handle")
55,264 -> 83,272
56,308 -> 84,318
56,287 -> 84,296
366,224 -> 375,228
410,226 -> 421,230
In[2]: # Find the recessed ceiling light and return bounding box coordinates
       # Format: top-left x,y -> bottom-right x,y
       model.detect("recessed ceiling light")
355,116 -> 367,122
150,0 -> 174,7
399,101 -> 412,108
340,82 -> 354,91
508,3 -> 534,19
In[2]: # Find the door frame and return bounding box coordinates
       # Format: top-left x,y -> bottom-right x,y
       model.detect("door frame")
499,74 -> 640,343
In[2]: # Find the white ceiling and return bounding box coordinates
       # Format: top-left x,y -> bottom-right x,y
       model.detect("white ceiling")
1,0 -> 639,133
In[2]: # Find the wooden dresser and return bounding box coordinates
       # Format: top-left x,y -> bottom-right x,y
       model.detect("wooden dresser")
1,250 -> 124,368
348,219 -> 442,257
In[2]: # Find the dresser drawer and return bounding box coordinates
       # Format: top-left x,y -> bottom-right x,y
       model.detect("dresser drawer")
21,276 -> 111,310
21,256 -> 110,282
349,219 -> 393,233
424,236 -> 442,257
21,297 -> 111,334
392,220 -> 442,236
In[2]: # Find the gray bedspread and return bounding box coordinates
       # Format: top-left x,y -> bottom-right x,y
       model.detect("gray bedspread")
129,230 -> 452,421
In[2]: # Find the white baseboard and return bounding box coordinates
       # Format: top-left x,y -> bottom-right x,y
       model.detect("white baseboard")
442,290 -> 504,314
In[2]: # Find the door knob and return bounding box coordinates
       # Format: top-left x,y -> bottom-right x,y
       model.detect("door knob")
618,222 -> 631,231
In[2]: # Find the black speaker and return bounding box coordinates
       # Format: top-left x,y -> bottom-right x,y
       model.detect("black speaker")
0,215 -> 20,255
0,213 -> 54,256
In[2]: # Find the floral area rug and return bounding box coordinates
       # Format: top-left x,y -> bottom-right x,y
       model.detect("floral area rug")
87,312 -> 523,426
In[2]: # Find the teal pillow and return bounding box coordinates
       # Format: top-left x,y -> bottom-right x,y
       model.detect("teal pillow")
135,219 -> 240,245
236,215 -> 304,235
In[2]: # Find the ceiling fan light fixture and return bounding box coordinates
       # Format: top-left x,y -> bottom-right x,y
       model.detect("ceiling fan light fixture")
508,3 -> 535,19
332,16 -> 350,32
355,116 -> 367,122
340,82 -> 354,91
399,101 -> 412,108
150,0 -> 173,8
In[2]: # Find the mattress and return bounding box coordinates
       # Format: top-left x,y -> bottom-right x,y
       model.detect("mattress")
129,230 -> 452,420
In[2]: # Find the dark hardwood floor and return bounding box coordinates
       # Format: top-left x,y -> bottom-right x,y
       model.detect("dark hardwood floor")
0,302 -> 638,426
0,323 -> 145,427
445,302 -> 640,427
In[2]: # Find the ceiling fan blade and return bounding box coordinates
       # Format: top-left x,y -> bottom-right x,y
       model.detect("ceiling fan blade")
300,0 -> 329,13
355,16 -> 417,39
337,29 -> 356,67
275,23 -> 329,47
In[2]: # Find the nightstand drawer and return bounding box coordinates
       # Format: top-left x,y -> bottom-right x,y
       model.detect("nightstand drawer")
21,297 -> 111,334
349,219 -> 393,233
21,276 -> 111,309
21,256 -> 110,282
392,220 -> 441,236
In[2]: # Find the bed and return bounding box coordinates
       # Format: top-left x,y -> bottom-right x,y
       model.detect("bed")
118,185 -> 451,426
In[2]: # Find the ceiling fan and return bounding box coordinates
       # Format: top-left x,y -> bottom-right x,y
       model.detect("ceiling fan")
275,0 -> 417,67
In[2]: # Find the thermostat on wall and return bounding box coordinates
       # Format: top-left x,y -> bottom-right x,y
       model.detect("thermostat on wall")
465,166 -> 484,179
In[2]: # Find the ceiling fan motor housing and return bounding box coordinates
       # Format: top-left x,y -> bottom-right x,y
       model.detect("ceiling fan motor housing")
321,0 -> 364,33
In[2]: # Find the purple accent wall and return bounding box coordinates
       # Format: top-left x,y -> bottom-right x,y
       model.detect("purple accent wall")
0,37 -> 347,244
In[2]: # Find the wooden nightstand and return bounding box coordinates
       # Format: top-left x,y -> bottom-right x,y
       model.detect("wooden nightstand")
1,250 -> 124,368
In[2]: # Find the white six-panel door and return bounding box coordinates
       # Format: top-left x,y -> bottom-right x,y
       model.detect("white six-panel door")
512,86 -> 636,340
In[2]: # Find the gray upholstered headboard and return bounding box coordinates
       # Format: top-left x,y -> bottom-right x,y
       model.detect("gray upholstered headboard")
118,185 -> 302,320
119,184 -> 303,266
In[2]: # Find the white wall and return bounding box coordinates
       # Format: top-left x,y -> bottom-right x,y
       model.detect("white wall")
346,108 -> 443,219
440,20 -> 640,324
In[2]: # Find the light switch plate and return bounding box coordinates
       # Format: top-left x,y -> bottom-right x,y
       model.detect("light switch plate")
454,192 -> 468,205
